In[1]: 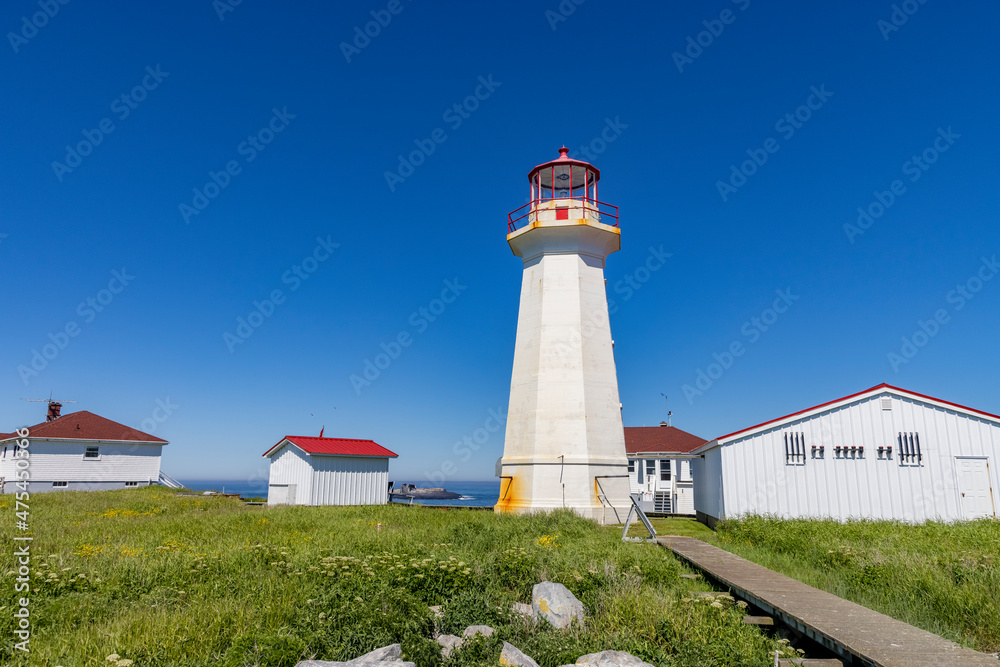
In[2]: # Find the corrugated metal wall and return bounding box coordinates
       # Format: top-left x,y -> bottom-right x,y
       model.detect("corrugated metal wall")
719,394 -> 1000,522
310,455 -> 388,505
267,445 -> 313,504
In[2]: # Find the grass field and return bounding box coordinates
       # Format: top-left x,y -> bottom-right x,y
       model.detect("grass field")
0,487 -> 800,667
630,514 -> 1000,654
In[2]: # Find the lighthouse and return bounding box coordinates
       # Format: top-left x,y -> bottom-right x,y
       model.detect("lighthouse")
495,147 -> 631,524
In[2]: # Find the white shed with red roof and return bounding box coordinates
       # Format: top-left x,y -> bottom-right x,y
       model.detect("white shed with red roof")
0,410 -> 168,493
691,384 -> 1000,526
262,436 -> 398,506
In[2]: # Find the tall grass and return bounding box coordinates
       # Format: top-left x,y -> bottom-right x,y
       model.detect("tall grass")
713,515 -> 1000,653
0,488 -> 799,666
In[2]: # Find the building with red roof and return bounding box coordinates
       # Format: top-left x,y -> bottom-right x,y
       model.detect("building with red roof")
263,435 -> 398,506
0,406 -> 169,493
624,424 -> 708,515
692,384 -> 1000,526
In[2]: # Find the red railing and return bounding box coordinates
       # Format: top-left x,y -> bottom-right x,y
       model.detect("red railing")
507,199 -> 620,232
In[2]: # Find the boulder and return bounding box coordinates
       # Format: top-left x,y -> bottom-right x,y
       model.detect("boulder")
569,650 -> 656,666
499,642 -> 540,667
512,602 -> 535,620
436,634 -> 463,658
295,643 -> 415,666
462,624 -> 494,639
532,581 -> 585,629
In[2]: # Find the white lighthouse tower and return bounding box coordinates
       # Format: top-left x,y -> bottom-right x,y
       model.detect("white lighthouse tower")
495,147 -> 631,524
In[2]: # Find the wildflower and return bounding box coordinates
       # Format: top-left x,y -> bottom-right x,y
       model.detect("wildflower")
106,655 -> 120,662
710,601 -> 724,609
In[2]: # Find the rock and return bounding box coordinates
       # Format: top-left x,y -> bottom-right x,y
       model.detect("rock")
499,642 -> 540,667
462,624 -> 494,639
295,643 -> 416,666
436,634 -> 463,658
512,602 -> 535,620
571,650 -> 656,666
532,581 -> 586,629
428,605 -> 443,619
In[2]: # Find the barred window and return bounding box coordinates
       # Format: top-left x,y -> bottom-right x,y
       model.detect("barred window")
785,432 -> 806,465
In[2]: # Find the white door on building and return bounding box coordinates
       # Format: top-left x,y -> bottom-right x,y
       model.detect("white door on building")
268,484 -> 296,505
955,458 -> 995,520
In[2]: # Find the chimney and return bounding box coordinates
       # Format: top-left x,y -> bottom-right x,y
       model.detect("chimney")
659,421 -> 668,427
47,402 -> 62,421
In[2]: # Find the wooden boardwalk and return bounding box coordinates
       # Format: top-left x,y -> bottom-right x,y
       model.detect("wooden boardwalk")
658,536 -> 998,667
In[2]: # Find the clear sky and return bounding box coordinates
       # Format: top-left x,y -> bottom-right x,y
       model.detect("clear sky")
3,0 -> 998,484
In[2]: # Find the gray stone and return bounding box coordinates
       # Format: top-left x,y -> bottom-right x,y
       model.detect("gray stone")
296,643 -> 416,667
462,624 -> 495,639
532,581 -> 586,629
572,649 -> 655,666
500,641 -> 540,667
436,634 -> 463,659
428,605 -> 444,619
512,601 -> 536,620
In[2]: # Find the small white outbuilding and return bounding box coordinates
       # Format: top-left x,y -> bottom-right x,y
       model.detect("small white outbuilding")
625,424 -> 708,515
263,435 -> 398,506
692,383 -> 999,526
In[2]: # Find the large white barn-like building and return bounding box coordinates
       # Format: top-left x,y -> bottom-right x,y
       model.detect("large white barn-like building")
625,424 -> 707,515
0,408 -> 168,493
692,384 -> 999,526
263,435 -> 398,506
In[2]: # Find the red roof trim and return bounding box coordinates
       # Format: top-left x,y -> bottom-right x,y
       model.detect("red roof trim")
716,383 -> 1000,442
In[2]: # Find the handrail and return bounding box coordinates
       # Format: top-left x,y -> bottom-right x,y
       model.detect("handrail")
507,198 -> 620,232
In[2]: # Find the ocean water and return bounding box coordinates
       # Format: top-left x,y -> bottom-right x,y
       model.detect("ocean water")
178,479 -> 501,506
392,480 -> 501,507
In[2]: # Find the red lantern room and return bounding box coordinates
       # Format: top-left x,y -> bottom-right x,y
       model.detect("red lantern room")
507,147 -> 619,232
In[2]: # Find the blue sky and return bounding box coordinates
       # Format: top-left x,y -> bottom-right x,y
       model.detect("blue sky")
3,0 -> 998,484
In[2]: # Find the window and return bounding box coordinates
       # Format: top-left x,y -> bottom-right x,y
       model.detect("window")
53,481 -> 68,488
627,459 -> 635,473
645,460 -> 656,479
785,432 -> 806,465
660,460 -> 671,481
898,432 -> 922,465
125,481 -> 139,487
636,459 -> 643,483
84,446 -> 99,459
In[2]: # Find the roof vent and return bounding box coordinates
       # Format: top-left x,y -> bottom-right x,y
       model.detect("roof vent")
881,397 -> 892,410
659,421 -> 668,427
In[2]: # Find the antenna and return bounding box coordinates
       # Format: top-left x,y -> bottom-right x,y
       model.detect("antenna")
21,394 -> 77,421
660,393 -> 672,427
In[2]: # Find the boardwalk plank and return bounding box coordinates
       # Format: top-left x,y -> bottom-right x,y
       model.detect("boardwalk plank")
659,536 -> 997,667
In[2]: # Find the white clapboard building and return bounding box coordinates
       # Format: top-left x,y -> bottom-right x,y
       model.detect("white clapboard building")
692,384 -> 999,526
625,424 -> 707,515
0,408 -> 168,493
263,435 -> 398,506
